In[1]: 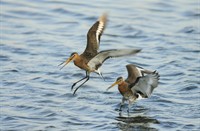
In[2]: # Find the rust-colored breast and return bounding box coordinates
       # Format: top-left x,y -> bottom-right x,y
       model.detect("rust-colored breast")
74,55 -> 89,71
118,82 -> 129,95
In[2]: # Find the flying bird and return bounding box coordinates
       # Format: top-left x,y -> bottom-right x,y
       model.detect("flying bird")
59,14 -> 141,95
107,64 -> 159,113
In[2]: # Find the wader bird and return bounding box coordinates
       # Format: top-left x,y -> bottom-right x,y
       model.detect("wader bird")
59,14 -> 141,95
107,64 -> 159,112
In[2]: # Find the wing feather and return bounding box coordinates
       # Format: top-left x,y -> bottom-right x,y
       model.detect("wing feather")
130,72 -> 159,98
87,49 -> 141,71
125,64 -> 143,84
82,13 -> 107,59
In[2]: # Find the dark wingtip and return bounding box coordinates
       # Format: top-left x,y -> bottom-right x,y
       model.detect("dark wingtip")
152,70 -> 160,79
130,49 -> 142,55
133,49 -> 142,54
136,49 -> 142,53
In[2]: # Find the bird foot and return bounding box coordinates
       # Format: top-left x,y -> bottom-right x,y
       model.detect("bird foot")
73,91 -> 76,96
71,83 -> 76,90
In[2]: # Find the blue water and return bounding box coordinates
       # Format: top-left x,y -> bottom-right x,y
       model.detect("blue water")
1,0 -> 200,130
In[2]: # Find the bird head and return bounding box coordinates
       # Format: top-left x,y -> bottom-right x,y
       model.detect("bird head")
106,77 -> 124,91
59,52 -> 78,70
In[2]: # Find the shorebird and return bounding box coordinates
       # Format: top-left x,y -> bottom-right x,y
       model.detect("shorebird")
107,64 -> 159,112
59,14 -> 141,95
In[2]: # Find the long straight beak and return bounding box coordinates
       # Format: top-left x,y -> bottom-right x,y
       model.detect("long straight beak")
58,56 -> 74,70
106,80 -> 120,91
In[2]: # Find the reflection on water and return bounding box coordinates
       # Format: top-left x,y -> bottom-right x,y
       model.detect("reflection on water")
117,115 -> 159,124
115,104 -> 159,130
116,115 -> 159,131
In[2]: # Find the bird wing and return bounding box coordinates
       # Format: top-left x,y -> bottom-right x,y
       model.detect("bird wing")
87,49 -> 141,71
125,64 -> 155,84
82,13 -> 107,59
125,64 -> 143,84
130,72 -> 159,98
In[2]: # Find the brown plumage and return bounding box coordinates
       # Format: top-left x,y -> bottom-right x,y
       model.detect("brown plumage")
59,14 -> 141,95
107,64 -> 159,112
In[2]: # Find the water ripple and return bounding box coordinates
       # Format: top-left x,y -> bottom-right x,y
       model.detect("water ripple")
1,0 -> 199,130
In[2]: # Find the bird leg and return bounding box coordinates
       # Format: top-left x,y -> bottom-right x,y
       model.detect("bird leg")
71,71 -> 90,95
71,71 -> 89,90
127,105 -> 130,114
127,100 -> 132,116
119,98 -> 125,111
71,77 -> 87,90
73,76 -> 89,95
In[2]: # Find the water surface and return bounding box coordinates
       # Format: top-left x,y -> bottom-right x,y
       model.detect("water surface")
1,0 -> 200,130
